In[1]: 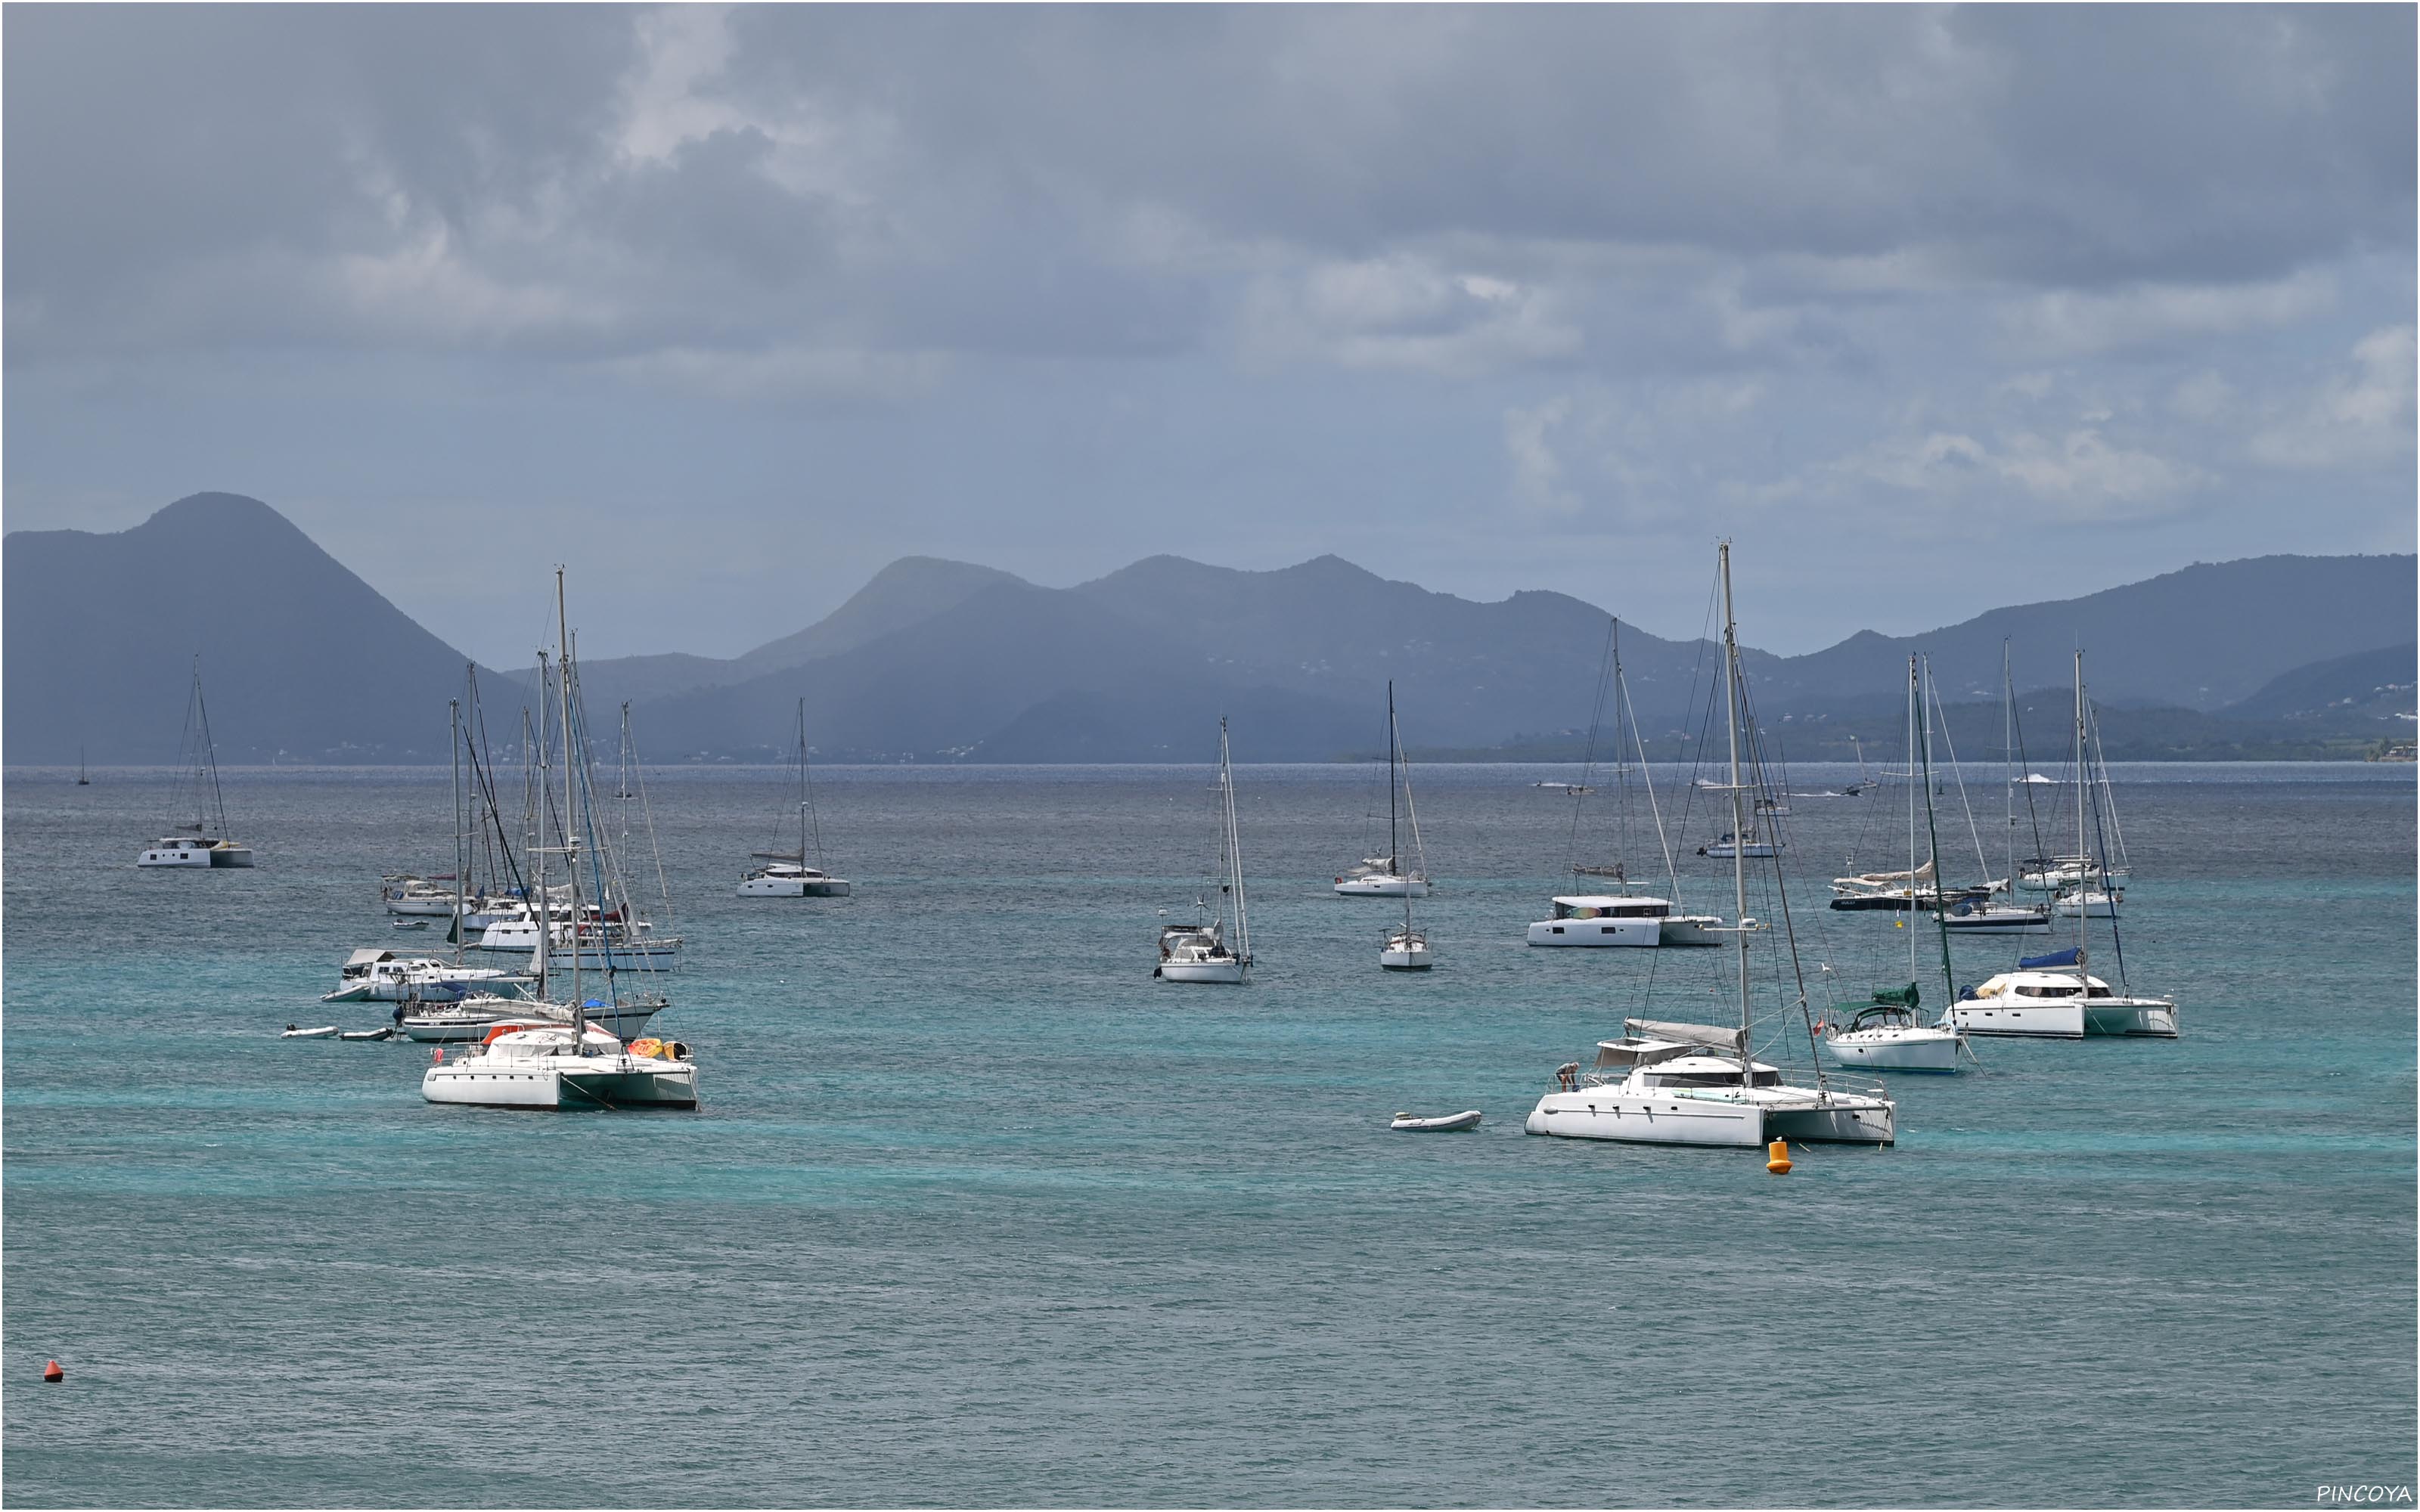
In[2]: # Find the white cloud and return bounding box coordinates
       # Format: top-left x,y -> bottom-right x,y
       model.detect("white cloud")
1807,424 -> 2206,521
1503,396 -> 1578,514
1237,255 -> 1581,376
2249,324 -> 2417,469
2003,268 -> 2338,357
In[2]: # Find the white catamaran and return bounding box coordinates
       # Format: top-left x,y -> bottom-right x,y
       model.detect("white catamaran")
1528,618 -> 1723,949
423,571 -> 695,1109
740,699 -> 852,897
137,663 -> 254,869
1942,651 -> 2176,1041
1526,544 -> 1898,1148
1156,720 -> 1253,984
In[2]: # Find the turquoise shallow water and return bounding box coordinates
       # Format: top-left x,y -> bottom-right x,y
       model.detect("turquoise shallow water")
5,761 -> 2414,1507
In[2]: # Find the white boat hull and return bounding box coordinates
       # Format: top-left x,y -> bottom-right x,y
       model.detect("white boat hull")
1159,959 -> 1245,984
1824,1026 -> 1962,1073
1942,1001 -> 2086,1038
1525,1083 -> 1897,1146
1656,915 -> 1727,947
1379,943 -> 1432,970
2054,892 -> 2121,918
422,1055 -> 697,1109
1335,876 -> 1429,898
1525,1088 -> 1770,1146
141,839 -> 250,868
2084,999 -> 2179,1037
1527,916 -> 1663,947
737,876 -> 852,897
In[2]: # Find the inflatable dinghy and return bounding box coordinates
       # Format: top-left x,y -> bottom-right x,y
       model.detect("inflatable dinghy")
1390,1109 -> 1482,1132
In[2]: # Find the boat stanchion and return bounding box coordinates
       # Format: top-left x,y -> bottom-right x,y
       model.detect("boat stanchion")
1766,1139 -> 1793,1175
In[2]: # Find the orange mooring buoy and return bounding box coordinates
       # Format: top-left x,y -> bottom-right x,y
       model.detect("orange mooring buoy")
42,1359 -> 64,1382
1766,1139 -> 1793,1175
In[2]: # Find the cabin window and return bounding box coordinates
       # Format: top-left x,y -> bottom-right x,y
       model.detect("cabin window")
1550,926 -> 1564,934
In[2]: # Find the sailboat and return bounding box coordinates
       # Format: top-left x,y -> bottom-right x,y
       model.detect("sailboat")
76,748 -> 89,785
136,662 -> 254,867
1525,544 -> 1898,1148
1371,686 -> 1433,970
1929,646 -> 2053,934
1823,656 -> 1967,1073
1335,689 -> 1429,897
1527,618 -> 1723,948
341,698 -> 534,1006
740,699 -> 852,897
1942,652 -> 2177,1040
424,571 -> 696,1108
1156,720 -> 1252,984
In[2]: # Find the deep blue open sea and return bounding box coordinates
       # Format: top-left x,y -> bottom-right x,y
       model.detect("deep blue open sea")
5,761 -> 2414,1507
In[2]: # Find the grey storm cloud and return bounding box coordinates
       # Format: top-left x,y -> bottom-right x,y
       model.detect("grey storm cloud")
9,5 -> 2409,362
3,4 -> 2412,662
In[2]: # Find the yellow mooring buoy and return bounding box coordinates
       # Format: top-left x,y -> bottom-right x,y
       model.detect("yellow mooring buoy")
1766,1139 -> 1793,1175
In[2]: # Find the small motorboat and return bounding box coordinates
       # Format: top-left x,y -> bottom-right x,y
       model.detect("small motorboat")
392,919 -> 433,931
1391,1109 -> 1483,1132
339,1027 -> 396,1042
281,1024 -> 340,1040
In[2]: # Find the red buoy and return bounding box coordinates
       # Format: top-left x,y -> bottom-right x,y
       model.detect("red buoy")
42,1359 -> 63,1382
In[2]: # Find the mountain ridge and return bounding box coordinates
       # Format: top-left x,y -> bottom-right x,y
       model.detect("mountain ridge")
6,493 -> 2412,764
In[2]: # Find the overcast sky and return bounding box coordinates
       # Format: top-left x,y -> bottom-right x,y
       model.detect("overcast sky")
5,5 -> 2412,664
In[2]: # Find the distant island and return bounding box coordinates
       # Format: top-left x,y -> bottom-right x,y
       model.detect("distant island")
6,492 -> 2414,765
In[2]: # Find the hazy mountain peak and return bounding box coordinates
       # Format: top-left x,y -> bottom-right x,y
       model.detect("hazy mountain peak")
141,491 -> 295,532
727,554 -> 1030,679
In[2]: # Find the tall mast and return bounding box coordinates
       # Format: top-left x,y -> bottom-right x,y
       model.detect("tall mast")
2074,649 -> 2088,960
2003,642 -> 2015,893
532,652 -> 551,1006
1389,686 -> 1412,934
450,697 -> 464,968
1907,654 -> 1920,979
798,698 -> 810,868
1386,681 -> 1399,875
1918,657 -> 1959,1002
193,660 -> 228,835
1719,542 -> 1751,1074
558,568 -> 582,1049
1221,719 -> 1250,975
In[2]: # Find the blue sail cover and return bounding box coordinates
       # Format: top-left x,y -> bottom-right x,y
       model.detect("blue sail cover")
2018,947 -> 2083,970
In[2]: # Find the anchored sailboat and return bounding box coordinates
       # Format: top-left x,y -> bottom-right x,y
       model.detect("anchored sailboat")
1528,618 -> 1723,948
1373,686 -> 1433,970
1525,544 -> 1898,1148
137,662 -> 253,868
1336,686 -> 1429,898
424,570 -> 694,1108
1823,655 -> 1967,1073
1943,652 -> 2176,1040
740,699 -> 852,897
1156,720 -> 1253,984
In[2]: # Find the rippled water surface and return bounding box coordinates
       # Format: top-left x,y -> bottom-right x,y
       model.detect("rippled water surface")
5,761 -> 2413,1506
